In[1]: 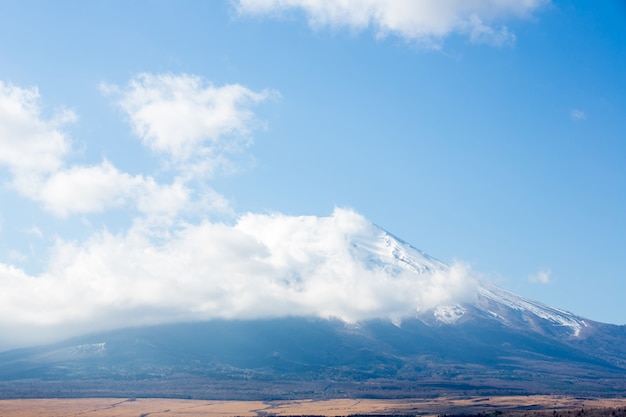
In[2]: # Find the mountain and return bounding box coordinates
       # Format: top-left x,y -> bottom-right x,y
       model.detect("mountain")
1,223 -> 625,400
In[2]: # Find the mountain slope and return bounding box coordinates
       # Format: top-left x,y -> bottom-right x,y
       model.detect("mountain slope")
0,222 -> 624,399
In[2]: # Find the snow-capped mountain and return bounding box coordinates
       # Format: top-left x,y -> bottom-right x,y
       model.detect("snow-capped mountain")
417,282 -> 588,336
349,225 -> 446,275
351,221 -> 589,338
1,222 -> 624,399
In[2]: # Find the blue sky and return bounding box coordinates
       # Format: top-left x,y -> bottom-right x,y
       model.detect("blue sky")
0,0 -> 624,349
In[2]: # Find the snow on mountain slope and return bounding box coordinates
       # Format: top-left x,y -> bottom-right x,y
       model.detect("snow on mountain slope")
419,280 -> 589,337
349,224 -> 447,275
428,281 -> 588,337
475,283 -> 588,336
354,222 -> 588,337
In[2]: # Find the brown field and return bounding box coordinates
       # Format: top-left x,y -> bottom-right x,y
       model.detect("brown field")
1,396 -> 626,417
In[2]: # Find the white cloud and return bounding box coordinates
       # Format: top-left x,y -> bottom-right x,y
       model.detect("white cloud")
104,73 -> 277,176
13,160 -> 193,219
0,81 -> 75,176
570,108 -> 588,121
1,77 -> 241,219
134,176 -> 191,217
529,268 -> 551,284
36,161 -> 142,216
0,208 -> 479,350
235,0 -> 547,47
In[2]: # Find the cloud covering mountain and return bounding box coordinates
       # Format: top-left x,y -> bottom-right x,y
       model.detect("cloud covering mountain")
0,73 -> 478,351
0,207 -> 479,351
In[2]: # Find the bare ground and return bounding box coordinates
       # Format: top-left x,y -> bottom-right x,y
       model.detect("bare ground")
1,396 -> 626,417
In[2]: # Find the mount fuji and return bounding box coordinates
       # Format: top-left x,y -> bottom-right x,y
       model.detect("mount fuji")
1,215 -> 625,399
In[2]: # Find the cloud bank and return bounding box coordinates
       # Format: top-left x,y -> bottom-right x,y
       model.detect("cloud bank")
235,0 -> 548,47
0,208 -> 479,350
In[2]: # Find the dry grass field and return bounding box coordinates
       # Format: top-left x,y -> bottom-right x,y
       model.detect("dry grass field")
1,396 -> 626,417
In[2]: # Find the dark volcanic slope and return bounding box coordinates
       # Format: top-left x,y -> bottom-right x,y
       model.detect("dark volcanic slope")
0,314 -> 625,399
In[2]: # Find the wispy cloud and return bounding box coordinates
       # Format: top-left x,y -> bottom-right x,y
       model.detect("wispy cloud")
570,108 -> 588,121
25,226 -> 44,239
528,268 -> 551,284
7,250 -> 27,263
234,0 -> 548,48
